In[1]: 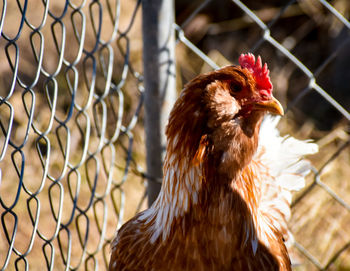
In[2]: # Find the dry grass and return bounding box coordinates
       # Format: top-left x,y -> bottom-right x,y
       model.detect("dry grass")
275,116 -> 350,271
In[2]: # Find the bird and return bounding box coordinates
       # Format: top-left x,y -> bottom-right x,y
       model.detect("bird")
109,53 -> 318,271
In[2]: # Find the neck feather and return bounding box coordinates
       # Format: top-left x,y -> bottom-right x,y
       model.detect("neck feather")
140,95 -> 273,250
138,134 -> 203,243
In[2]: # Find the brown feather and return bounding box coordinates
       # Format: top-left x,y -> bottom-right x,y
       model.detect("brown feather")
110,64 -> 292,271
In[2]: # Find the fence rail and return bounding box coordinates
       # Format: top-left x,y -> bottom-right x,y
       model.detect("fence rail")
0,0 -> 349,270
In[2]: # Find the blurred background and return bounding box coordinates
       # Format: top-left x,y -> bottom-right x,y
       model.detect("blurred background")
0,0 -> 349,270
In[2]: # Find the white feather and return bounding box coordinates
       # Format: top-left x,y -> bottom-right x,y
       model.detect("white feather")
255,115 -> 318,251
142,153 -> 203,242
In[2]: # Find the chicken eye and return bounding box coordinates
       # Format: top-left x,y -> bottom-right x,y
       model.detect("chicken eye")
229,82 -> 242,93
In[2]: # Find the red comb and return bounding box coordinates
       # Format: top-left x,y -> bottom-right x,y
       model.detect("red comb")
239,53 -> 272,96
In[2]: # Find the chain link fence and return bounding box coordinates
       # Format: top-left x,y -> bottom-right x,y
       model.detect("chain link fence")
0,0 -> 349,270
0,0 -> 147,269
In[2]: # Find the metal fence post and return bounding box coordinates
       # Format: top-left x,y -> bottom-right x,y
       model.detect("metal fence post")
142,0 -> 176,206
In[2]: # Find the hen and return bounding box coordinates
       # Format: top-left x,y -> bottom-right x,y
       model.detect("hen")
109,53 -> 317,271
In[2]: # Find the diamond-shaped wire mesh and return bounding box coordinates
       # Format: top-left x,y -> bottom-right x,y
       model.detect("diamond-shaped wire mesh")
0,0 -> 349,270
0,0 -> 147,269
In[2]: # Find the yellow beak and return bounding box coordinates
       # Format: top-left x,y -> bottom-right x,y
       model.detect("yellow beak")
254,96 -> 284,116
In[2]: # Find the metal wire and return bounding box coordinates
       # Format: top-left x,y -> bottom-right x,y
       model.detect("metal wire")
0,0 -> 145,270
0,0 -> 349,270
